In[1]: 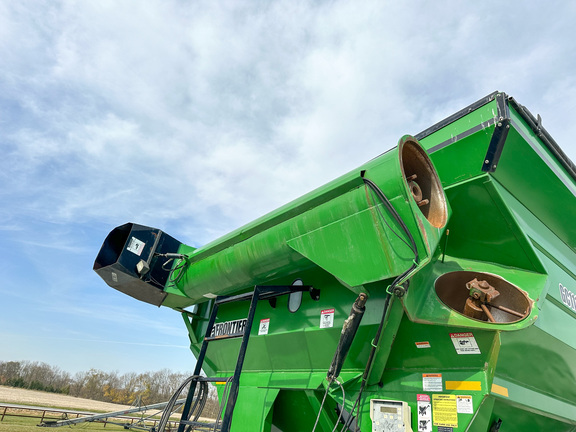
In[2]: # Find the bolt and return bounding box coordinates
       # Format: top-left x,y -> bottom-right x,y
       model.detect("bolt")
393,286 -> 406,298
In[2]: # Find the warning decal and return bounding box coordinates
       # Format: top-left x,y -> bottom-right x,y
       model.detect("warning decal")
450,332 -> 481,355
127,237 -> 145,256
320,309 -> 334,328
415,341 -> 431,349
432,394 -> 458,428
422,374 -> 442,392
456,395 -> 473,414
258,318 -> 270,335
417,394 -> 432,432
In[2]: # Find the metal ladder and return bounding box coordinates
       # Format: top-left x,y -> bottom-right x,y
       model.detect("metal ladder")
177,284 -> 319,432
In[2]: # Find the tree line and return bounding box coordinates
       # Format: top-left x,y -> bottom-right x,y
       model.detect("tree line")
0,360 -> 218,412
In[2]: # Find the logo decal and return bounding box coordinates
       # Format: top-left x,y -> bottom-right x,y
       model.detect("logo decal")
559,284 -> 576,313
210,319 -> 247,338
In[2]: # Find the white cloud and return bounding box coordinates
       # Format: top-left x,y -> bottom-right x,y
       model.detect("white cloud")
3,1 -> 575,243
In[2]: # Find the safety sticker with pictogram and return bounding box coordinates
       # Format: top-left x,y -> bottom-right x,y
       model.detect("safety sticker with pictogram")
417,394 -> 432,432
258,318 -> 270,335
320,309 -> 334,328
450,332 -> 481,355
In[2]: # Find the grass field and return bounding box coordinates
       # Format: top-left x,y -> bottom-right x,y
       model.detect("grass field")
0,386 -> 171,432
0,386 -> 132,412
0,414 -> 131,432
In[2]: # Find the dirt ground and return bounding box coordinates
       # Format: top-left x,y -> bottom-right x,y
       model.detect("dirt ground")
0,385 -> 132,412
0,385 -> 215,423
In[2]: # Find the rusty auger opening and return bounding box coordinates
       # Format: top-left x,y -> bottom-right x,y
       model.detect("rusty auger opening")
400,137 -> 447,229
435,271 -> 532,323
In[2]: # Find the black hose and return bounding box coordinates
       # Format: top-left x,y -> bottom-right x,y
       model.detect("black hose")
157,376 -> 208,432
362,175 -> 419,264
339,176 -> 420,431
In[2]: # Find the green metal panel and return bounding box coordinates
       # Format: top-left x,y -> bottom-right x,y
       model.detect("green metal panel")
228,387 -> 278,431
423,125 -> 497,188
490,398 -> 576,432
441,176 -> 545,272
496,325 -> 576,407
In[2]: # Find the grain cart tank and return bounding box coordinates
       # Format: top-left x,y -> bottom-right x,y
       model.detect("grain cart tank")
94,92 -> 576,432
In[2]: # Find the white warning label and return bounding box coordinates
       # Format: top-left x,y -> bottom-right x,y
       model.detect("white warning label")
450,332 -> 481,355
422,374 -> 443,392
127,237 -> 145,256
258,318 -> 270,335
457,395 -> 473,414
320,308 -> 334,328
417,394 -> 432,432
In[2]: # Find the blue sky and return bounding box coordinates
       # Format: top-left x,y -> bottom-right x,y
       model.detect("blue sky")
1,1 -> 576,374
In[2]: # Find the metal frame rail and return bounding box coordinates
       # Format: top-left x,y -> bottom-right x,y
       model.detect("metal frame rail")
0,404 -> 89,424
177,284 -> 319,432
32,399 -> 186,428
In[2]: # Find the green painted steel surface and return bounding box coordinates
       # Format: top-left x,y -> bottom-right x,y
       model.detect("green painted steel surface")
95,92 -> 576,431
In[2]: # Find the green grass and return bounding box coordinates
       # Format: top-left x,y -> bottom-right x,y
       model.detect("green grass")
0,407 -> 174,432
0,415 -> 130,432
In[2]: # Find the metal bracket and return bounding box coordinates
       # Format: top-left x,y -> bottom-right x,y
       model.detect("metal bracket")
482,93 -> 511,173
310,287 -> 321,301
482,117 -> 510,173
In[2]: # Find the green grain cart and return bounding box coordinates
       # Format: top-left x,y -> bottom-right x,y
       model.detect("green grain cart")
94,92 -> 576,432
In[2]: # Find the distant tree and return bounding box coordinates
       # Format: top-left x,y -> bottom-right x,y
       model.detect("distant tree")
80,369 -> 108,400
0,361 -> 212,413
0,361 -> 23,384
69,370 -> 89,397
0,361 -> 71,393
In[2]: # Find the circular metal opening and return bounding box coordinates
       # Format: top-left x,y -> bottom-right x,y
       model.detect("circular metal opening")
435,271 -> 532,323
400,137 -> 448,228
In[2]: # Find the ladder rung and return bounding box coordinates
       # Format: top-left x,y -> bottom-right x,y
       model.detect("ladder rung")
215,285 -> 314,305
215,292 -> 254,304
180,419 -> 220,428
195,376 -> 232,383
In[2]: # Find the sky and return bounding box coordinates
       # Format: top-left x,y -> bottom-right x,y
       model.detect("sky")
1,1 -> 576,375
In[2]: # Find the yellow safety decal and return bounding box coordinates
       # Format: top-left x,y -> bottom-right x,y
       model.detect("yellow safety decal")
432,394 -> 458,428
491,383 -> 509,397
445,381 -> 482,391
